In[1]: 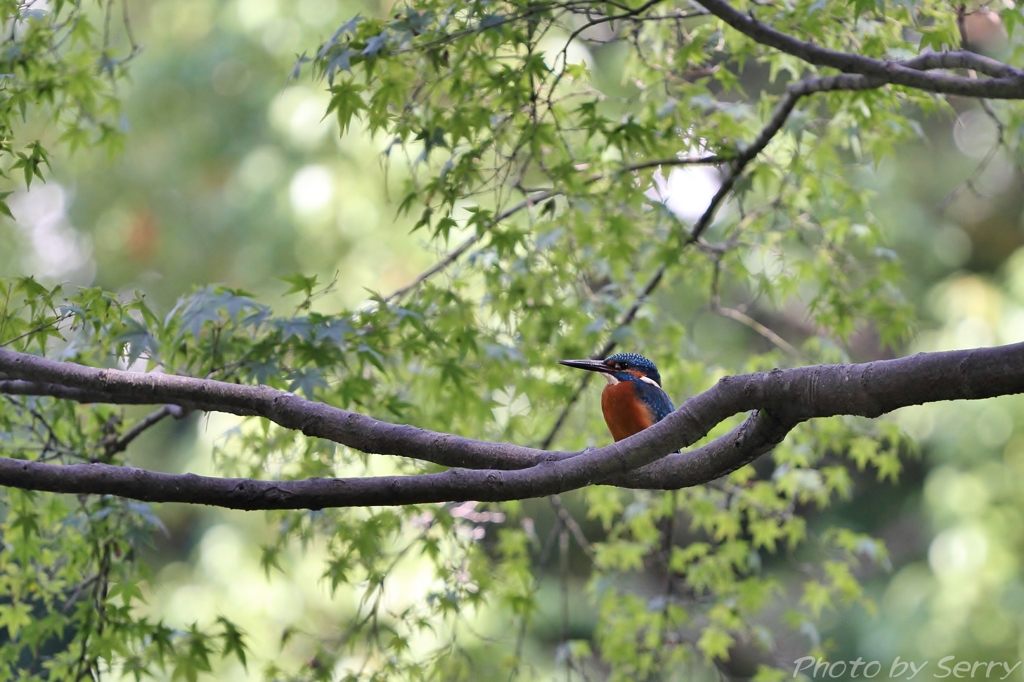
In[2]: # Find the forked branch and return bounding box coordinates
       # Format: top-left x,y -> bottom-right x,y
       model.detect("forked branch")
0,343 -> 1022,508
695,0 -> 1024,98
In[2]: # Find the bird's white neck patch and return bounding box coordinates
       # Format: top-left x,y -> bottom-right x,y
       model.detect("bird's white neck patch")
604,373 -> 660,387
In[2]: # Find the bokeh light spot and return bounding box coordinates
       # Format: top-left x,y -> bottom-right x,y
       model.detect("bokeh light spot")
297,0 -> 338,27
9,184 -> 94,282
237,145 -> 285,192
270,86 -> 334,149
977,406 -> 1014,448
928,524 -> 988,578
236,0 -> 278,30
289,164 -> 334,214
647,166 -> 722,222
925,466 -> 990,519
953,109 -> 999,159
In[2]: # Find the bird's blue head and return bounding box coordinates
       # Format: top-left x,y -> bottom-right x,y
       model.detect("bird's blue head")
558,352 -> 663,387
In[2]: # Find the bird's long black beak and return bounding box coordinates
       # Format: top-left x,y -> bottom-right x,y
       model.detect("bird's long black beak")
558,359 -> 611,374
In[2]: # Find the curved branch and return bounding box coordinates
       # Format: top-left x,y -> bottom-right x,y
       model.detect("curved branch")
695,0 -> 1024,98
0,347 -> 738,506
610,409 -> 796,489
691,72 -> 882,241
1,343 -> 1024,507
0,349 -> 560,470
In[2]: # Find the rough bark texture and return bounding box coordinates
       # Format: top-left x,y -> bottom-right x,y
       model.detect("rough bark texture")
0,343 -> 1022,509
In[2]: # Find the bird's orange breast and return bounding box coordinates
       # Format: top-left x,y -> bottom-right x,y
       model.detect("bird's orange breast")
601,381 -> 657,442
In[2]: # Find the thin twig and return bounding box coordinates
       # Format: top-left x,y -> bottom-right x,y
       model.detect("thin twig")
106,404 -> 188,456
550,494 -> 594,558
538,263 -> 665,450
711,304 -> 803,358
385,189 -> 559,303
385,153 -> 725,305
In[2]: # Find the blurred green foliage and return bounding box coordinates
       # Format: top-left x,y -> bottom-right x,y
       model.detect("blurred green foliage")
2,0 -> 1024,679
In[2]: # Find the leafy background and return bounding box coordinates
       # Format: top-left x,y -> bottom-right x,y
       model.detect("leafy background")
1,0 -> 1024,678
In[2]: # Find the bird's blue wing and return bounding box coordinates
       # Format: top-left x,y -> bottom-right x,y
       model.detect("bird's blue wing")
636,382 -> 675,423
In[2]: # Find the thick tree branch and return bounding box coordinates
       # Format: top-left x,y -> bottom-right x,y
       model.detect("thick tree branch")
0,379 -> 116,403
1,343 -> 1024,507
695,0 -> 1024,98
0,351 -> 732,508
0,349 -> 562,470
612,409 -> 795,488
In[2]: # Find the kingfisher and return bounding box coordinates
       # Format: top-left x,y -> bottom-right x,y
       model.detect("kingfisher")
558,352 -> 675,442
